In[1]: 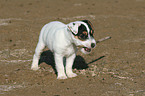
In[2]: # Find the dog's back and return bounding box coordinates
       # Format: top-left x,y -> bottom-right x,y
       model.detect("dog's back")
38,21 -> 66,51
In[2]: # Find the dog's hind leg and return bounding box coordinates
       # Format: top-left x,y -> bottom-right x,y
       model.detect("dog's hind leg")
31,41 -> 45,70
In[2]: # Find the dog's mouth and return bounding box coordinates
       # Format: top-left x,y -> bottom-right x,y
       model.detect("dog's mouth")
83,47 -> 91,52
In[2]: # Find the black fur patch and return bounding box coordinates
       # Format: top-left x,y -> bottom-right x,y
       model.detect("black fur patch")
77,24 -> 88,40
82,20 -> 94,37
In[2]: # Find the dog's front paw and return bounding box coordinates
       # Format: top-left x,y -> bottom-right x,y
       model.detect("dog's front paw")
31,66 -> 40,71
67,73 -> 77,78
57,75 -> 68,79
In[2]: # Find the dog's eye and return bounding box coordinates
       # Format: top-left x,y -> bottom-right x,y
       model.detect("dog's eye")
78,31 -> 88,40
79,34 -> 88,40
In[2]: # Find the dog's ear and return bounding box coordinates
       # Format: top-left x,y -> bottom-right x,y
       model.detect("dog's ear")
82,20 -> 94,30
67,22 -> 81,35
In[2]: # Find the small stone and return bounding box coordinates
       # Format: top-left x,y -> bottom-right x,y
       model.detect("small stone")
15,68 -> 20,71
61,81 -> 64,83
9,40 -> 12,42
8,20 -> 12,23
103,68 -> 108,72
13,44 -> 16,46
41,91 -> 46,93
129,94 -> 134,96
74,92 -> 77,94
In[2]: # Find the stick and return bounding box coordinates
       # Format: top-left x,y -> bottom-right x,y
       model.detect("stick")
96,36 -> 111,43
77,36 -> 111,48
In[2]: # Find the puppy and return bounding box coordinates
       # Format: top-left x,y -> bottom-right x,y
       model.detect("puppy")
31,20 -> 96,79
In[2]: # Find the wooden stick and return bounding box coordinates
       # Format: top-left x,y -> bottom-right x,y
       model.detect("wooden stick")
96,36 -> 111,43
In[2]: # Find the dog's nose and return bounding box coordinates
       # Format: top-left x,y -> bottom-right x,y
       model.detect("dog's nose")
91,43 -> 95,48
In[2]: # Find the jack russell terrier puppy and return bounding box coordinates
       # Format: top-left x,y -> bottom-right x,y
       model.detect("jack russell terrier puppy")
31,20 -> 96,79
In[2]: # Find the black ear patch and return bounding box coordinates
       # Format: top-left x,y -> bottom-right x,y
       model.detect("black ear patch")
82,20 -> 94,30
82,20 -> 94,37
77,24 -> 88,40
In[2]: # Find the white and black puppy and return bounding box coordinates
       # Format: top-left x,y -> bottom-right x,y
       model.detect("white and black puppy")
31,20 -> 96,79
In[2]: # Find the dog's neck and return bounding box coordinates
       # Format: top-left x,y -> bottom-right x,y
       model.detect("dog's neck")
66,27 -> 74,42
66,26 -> 78,48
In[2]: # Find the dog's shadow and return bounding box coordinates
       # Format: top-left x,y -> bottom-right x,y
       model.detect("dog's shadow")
39,50 -> 88,74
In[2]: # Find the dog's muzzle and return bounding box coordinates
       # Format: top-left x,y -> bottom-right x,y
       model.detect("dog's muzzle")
83,47 -> 91,52
77,42 -> 96,54
83,43 -> 95,52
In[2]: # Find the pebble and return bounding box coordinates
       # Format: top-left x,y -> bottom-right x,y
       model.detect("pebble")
103,68 -> 108,72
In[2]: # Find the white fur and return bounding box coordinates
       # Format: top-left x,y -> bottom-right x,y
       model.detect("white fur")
31,21 -> 96,79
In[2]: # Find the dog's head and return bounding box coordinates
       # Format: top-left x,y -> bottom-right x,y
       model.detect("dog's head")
67,20 -> 96,54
